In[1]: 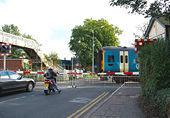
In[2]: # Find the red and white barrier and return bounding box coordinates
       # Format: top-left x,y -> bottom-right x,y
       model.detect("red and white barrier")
13,71 -> 139,76
13,71 -> 45,74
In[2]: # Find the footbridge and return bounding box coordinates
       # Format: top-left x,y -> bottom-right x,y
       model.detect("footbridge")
0,30 -> 62,71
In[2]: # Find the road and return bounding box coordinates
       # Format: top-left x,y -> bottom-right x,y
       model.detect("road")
0,78 -> 121,118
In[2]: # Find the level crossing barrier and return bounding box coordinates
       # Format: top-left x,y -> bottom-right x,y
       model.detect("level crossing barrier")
13,71 -> 139,76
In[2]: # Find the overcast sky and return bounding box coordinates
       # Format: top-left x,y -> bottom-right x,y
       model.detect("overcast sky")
0,0 -> 150,59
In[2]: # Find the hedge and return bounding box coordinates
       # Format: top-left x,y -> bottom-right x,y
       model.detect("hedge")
139,38 -> 170,118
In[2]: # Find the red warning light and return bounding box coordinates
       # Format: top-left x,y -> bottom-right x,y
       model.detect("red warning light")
138,42 -> 143,46
148,42 -> 152,45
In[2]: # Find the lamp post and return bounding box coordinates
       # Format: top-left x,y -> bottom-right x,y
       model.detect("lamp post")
92,26 -> 104,74
92,30 -> 94,74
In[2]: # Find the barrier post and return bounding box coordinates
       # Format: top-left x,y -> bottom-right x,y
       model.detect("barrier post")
4,55 -> 6,70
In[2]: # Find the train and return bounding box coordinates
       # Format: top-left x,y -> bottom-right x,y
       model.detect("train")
97,46 -> 139,83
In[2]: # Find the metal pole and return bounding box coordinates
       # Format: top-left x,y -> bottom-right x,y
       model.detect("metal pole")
72,57 -> 73,71
4,55 -> 6,70
71,57 -> 74,87
92,30 -> 94,74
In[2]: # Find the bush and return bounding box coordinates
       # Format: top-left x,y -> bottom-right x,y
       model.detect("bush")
155,88 -> 170,118
139,38 -> 170,117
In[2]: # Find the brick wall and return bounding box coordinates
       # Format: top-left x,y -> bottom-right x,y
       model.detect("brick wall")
0,59 -> 23,71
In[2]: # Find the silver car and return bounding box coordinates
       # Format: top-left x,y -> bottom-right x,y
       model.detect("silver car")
0,70 -> 35,94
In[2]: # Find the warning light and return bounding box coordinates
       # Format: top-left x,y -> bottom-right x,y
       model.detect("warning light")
138,42 -> 143,46
135,39 -> 157,53
148,42 -> 152,45
0,43 -> 11,56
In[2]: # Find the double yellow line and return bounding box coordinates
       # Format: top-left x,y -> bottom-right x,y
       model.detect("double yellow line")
67,92 -> 109,118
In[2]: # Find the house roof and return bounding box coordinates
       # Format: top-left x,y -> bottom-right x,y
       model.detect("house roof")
144,17 -> 170,38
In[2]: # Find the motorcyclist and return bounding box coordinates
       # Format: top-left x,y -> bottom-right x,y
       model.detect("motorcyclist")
44,67 -> 61,93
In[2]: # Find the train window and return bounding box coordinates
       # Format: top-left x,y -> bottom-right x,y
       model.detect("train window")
125,55 -> 128,63
108,55 -> 114,62
120,55 -> 123,63
108,64 -> 113,66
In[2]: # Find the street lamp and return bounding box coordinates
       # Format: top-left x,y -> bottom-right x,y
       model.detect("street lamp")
92,30 -> 95,74
92,26 -> 104,74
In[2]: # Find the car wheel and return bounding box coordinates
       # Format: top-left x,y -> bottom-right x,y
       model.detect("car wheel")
26,82 -> 34,92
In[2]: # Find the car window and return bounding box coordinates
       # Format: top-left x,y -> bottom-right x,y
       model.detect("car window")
8,71 -> 21,79
0,71 -> 10,79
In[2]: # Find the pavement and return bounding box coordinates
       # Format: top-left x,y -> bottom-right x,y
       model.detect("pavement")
84,82 -> 145,118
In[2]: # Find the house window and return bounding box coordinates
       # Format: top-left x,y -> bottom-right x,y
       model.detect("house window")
108,55 -> 114,62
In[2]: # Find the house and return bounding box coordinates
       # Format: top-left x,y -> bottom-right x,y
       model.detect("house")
59,59 -> 72,70
144,17 -> 170,39
59,58 -> 81,70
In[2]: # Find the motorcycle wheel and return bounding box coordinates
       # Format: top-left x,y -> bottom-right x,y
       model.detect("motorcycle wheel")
44,88 -> 50,95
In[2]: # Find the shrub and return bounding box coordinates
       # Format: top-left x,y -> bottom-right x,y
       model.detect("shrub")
139,38 -> 170,116
155,88 -> 170,118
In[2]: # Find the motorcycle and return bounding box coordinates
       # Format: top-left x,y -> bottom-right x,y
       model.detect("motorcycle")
44,79 -> 55,95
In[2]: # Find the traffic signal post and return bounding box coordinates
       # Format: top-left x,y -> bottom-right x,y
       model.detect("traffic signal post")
135,39 -> 157,53
0,43 -> 11,70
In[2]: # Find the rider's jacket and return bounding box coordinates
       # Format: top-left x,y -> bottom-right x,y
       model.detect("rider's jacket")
44,69 -> 57,81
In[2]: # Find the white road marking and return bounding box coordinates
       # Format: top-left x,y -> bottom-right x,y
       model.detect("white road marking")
69,97 -> 92,104
0,96 -> 26,104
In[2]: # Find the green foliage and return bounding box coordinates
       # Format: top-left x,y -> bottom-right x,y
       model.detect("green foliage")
44,52 -> 60,67
7,47 -> 29,59
155,88 -> 170,118
110,0 -> 170,19
2,24 -> 21,36
139,38 -> 170,117
69,18 -> 122,69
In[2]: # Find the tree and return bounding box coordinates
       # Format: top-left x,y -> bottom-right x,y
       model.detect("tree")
44,52 -> 60,68
110,0 -> 170,19
2,24 -> 21,36
69,18 -> 122,69
133,22 -> 149,39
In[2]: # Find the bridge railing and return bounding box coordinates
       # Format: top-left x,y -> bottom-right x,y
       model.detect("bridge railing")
0,30 -> 63,70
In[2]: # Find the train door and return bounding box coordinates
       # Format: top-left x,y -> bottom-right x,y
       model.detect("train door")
119,51 -> 129,72
119,51 -> 124,72
124,51 -> 129,72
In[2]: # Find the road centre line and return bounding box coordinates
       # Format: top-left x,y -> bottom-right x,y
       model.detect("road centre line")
67,92 -> 108,118
67,92 -> 106,118
0,96 -> 26,104
74,92 -> 109,118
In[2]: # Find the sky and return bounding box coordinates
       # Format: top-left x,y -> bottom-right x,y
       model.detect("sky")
0,0 -> 150,60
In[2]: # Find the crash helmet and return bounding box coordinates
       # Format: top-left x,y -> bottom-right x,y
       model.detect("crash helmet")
48,66 -> 53,70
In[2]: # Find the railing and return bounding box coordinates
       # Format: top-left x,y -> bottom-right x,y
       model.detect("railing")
0,30 -> 63,70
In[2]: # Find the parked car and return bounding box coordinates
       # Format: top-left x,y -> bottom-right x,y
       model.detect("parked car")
0,70 -> 35,94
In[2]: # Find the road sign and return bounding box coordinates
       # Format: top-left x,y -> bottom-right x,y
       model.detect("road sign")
0,43 -> 11,56
135,39 -> 156,53
0,43 -> 12,70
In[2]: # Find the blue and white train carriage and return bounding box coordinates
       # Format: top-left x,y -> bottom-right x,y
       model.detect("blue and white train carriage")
97,46 -> 139,82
